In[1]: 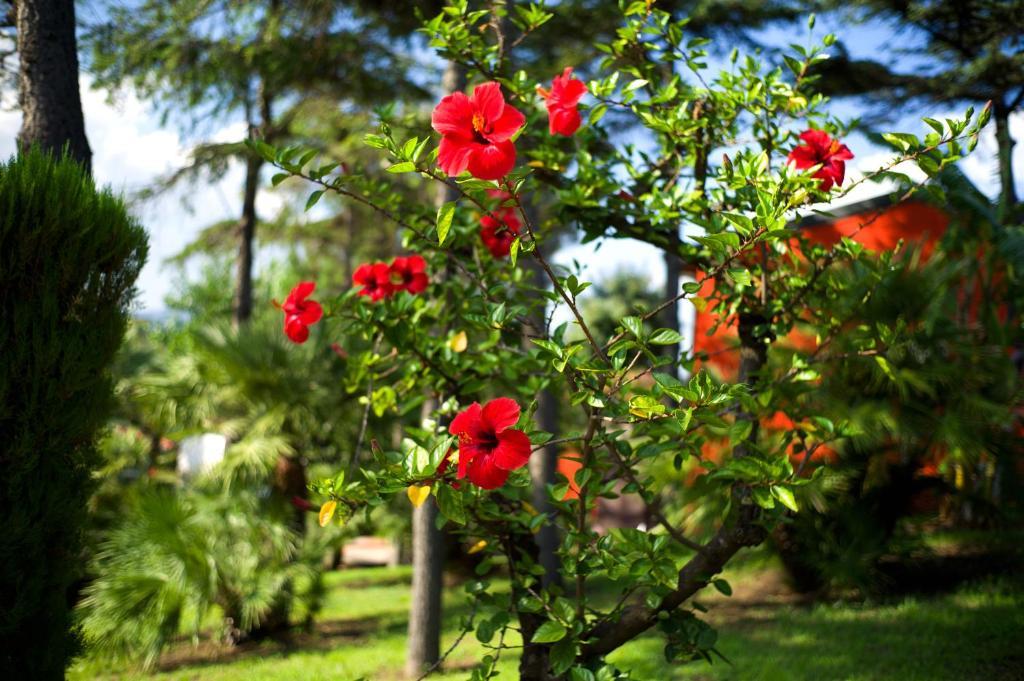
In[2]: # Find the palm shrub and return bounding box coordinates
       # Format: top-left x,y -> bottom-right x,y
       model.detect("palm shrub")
0,149 -> 147,679
77,489 -> 336,670
771,170 -> 1024,595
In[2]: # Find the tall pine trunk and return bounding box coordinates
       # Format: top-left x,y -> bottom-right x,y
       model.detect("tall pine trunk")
662,228 -> 682,375
994,98 -> 1019,221
232,152 -> 262,327
404,492 -> 445,678
16,0 -> 91,171
405,62 -> 465,679
524,248 -> 562,587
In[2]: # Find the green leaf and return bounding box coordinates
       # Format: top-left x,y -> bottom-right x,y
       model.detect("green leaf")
712,578 -> 732,596
569,668 -> 596,681
531,620 -> 567,643
436,201 -> 456,245
621,316 -> 643,339
436,485 -> 466,525
649,328 -> 682,345
624,78 -> 649,93
549,638 -> 578,675
387,161 -> 416,173
727,268 -> 752,286
771,485 -> 799,512
305,190 -> 325,211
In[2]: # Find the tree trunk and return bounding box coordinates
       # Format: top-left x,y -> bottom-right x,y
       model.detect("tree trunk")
405,58 -> 463,666
232,152 -> 262,327
662,228 -> 683,376
993,98 -> 1019,222
405,493 -> 445,678
522,249 -> 563,588
16,0 -> 91,171
580,310 -> 769,664
530,387 -> 561,588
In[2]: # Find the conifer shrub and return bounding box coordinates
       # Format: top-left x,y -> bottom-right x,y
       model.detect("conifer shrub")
0,149 -> 147,679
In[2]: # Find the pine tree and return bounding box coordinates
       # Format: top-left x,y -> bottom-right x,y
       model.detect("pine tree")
0,149 -> 147,679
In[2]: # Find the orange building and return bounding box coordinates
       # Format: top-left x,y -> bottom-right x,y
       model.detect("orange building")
690,196 -> 951,382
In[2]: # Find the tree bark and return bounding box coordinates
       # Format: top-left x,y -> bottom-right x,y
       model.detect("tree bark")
405,64 -> 464,676
662,228 -> 683,375
16,0 -> 91,171
993,98 -> 1019,222
232,152 -> 262,327
404,490 -> 445,678
529,387 -> 561,588
580,311 -> 769,663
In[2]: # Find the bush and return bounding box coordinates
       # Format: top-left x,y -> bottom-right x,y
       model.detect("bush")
77,489 -> 333,670
0,150 -> 147,679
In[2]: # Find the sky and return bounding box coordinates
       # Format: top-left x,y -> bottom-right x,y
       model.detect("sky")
0,15 -> 1020,317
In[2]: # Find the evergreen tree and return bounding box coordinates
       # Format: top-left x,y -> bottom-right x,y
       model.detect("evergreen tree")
812,0 -> 1024,220
0,149 -> 146,679
83,0 -> 427,325
14,0 -> 91,169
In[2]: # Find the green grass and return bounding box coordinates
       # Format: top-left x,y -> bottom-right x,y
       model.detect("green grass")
69,565 -> 1023,681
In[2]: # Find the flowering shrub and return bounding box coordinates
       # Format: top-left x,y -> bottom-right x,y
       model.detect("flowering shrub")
254,2 -> 987,678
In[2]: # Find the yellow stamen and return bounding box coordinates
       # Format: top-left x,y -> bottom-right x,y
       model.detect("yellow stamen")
472,112 -> 486,133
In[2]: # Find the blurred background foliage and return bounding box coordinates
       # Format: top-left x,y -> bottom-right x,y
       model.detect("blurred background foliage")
48,0 -> 1023,673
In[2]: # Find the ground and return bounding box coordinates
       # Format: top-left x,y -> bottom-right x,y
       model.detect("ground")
68,544 -> 1024,681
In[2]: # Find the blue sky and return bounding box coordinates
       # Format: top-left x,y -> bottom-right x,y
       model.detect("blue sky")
0,14 -> 1019,315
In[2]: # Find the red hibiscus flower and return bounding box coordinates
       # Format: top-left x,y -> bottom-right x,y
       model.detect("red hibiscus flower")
537,67 -> 588,136
353,262 -> 393,301
279,281 -> 323,344
787,129 -> 854,191
389,255 -> 429,294
448,398 -> 532,490
479,208 -> 522,258
431,81 -> 526,181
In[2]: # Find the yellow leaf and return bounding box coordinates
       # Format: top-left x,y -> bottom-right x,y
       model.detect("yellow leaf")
467,539 -> 488,555
521,501 -> 538,516
449,330 -> 468,353
318,500 -> 337,527
690,296 -> 707,312
407,485 -> 431,508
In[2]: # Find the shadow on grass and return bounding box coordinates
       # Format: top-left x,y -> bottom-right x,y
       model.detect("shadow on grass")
611,578 -> 1024,681
155,594 -> 479,674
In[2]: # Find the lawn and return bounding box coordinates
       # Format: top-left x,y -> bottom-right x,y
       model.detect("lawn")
69,560 -> 1024,681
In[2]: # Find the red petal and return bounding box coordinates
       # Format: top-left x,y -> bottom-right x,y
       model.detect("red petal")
450,402 -> 484,439
406,273 -> 429,294
284,317 -> 309,343
813,167 -> 835,191
484,103 -> 526,143
297,299 -> 323,325
830,143 -> 854,161
492,429 -> 531,471
289,281 -> 316,302
437,136 -> 476,176
831,160 -> 846,187
482,397 -> 520,432
787,146 -> 820,170
431,92 -> 474,138
352,263 -> 373,286
467,455 -> 511,490
799,129 -> 832,152
456,443 -> 484,480
549,106 -> 581,136
406,255 -> 426,274
467,140 -> 516,180
471,82 -> 506,125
